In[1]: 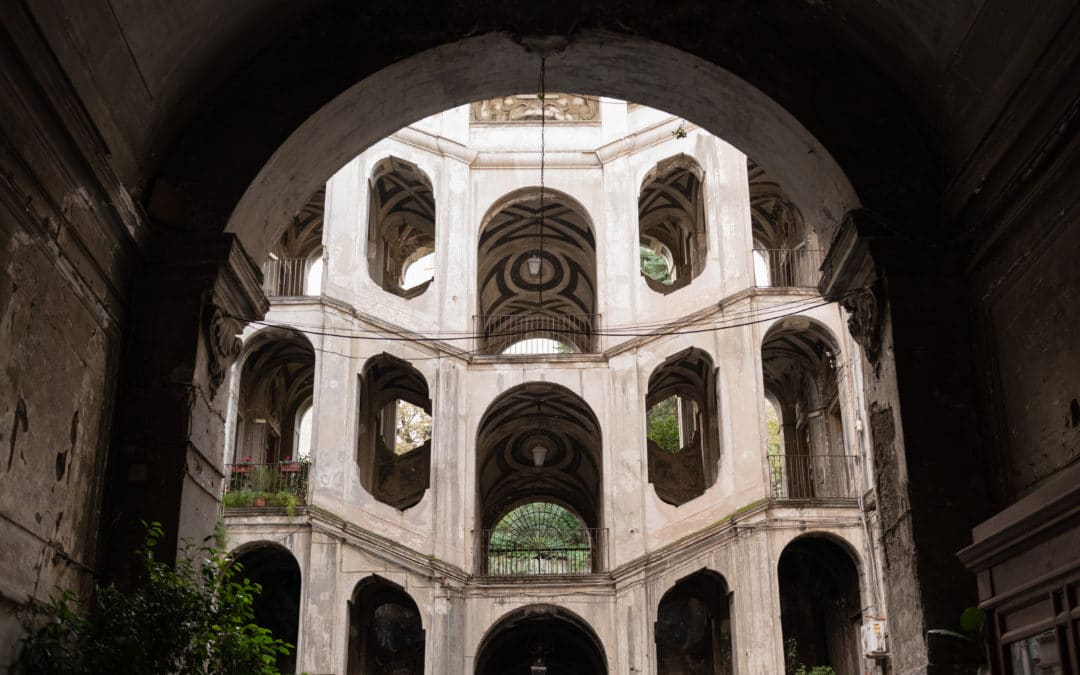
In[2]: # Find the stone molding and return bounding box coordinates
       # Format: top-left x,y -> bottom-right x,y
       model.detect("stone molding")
470,93 -> 601,123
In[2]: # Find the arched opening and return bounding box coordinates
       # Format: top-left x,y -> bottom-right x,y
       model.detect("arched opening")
475,605 -> 607,674
347,576 -> 425,675
655,570 -> 733,674
476,189 -> 598,354
779,536 -> 862,675
263,186 -> 326,297
476,383 -> 604,575
356,354 -> 432,510
747,159 -> 820,289
646,348 -> 720,506
761,319 -> 853,500
367,156 -> 436,298
227,330 -> 314,507
638,154 -> 707,293
232,543 -> 302,674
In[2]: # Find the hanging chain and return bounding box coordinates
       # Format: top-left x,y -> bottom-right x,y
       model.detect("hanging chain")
538,57 -> 546,309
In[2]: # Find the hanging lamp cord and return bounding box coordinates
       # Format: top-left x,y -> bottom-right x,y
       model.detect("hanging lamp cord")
538,57 -> 546,310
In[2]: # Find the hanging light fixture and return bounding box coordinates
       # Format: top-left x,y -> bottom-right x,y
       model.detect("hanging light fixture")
528,58 -> 548,283
529,443 -> 549,467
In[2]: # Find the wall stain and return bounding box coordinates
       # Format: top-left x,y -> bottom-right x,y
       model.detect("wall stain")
7,395 -> 27,471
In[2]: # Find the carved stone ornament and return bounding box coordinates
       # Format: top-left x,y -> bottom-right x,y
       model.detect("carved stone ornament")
201,297 -> 243,398
470,93 -> 600,123
841,283 -> 884,367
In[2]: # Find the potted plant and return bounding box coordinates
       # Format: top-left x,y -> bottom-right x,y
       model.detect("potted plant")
232,456 -> 254,474
279,455 -> 301,472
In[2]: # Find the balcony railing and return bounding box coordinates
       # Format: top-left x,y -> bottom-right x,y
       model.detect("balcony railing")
473,313 -> 600,355
261,257 -> 323,297
753,248 -> 824,288
767,454 -> 858,500
477,527 -> 608,576
223,462 -> 309,508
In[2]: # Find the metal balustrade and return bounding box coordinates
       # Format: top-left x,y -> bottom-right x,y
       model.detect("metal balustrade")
261,257 -> 323,297
473,313 -> 600,355
753,248 -> 824,288
477,527 -> 608,576
766,453 -> 859,500
224,462 -> 309,507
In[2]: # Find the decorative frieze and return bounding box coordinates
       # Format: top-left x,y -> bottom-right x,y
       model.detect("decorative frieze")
470,93 -> 600,123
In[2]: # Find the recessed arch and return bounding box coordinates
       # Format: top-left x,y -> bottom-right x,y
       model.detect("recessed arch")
638,153 -> 707,293
347,575 -> 425,675
476,186 -> 598,354
655,569 -> 734,674
230,542 -> 302,674
761,317 -> 850,500
646,347 -> 720,506
226,32 -> 859,265
778,535 -> 863,675
366,156 -> 436,298
356,353 -> 432,510
476,382 -> 603,536
475,604 -> 607,675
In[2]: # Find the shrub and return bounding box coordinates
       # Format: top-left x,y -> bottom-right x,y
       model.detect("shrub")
18,522 -> 292,675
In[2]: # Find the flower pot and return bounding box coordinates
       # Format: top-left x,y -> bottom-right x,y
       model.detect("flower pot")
232,465 -> 252,474
253,496 -> 268,507
280,462 -> 301,472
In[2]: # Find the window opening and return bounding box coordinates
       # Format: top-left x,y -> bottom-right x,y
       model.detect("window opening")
486,502 -> 592,576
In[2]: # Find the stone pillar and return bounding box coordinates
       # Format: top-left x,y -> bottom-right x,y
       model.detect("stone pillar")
819,210 -> 989,673
100,232 -> 267,577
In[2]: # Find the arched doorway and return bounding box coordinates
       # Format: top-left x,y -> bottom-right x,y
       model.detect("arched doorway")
232,543 -> 302,674
475,605 -> 607,674
347,576 -> 425,675
476,383 -> 604,575
778,535 -> 862,675
655,570 -> 733,674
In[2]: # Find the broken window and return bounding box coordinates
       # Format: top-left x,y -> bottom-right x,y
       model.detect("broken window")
638,154 -> 707,293
646,348 -> 720,505
357,354 -> 431,509
367,157 -> 435,298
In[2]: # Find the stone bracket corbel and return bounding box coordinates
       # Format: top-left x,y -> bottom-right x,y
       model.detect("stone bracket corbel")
818,209 -> 895,373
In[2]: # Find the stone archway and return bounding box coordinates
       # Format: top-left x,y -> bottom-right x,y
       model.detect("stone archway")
475,605 -> 607,675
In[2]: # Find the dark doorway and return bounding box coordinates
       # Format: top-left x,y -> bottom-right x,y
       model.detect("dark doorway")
475,605 -> 607,674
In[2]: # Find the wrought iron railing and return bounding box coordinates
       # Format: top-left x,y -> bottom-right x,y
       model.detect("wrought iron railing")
476,527 -> 608,576
473,313 -> 600,354
261,257 -> 323,297
753,248 -> 824,288
766,454 -> 858,500
223,462 -> 309,507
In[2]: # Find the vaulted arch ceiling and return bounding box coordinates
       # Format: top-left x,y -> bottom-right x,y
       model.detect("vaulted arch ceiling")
761,320 -> 840,409
271,186 -> 325,260
240,332 -> 316,413
478,191 -> 596,318
647,347 -> 715,407
476,382 -> 602,529
747,159 -> 807,250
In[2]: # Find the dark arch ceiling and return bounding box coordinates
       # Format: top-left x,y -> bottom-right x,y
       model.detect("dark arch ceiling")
478,191 -> 596,318
24,1 -> 1066,246
761,320 -> 840,408
271,186 -> 325,259
240,331 -> 316,413
748,159 -> 806,249
476,382 -> 602,529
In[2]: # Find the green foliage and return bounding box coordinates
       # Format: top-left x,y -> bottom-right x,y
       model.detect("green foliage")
640,247 -> 673,285
784,637 -> 836,675
18,522 -> 292,675
647,396 -> 681,453
765,402 -> 784,496
223,489 -> 257,508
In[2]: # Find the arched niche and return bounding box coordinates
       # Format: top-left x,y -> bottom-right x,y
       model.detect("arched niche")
655,569 -> 733,674
761,318 -> 851,500
474,604 -> 607,674
747,159 -> 822,289
233,329 -> 316,466
232,542 -> 302,674
347,576 -> 425,675
638,154 -> 707,293
367,156 -> 436,298
778,535 -> 863,675
476,189 -> 598,354
356,353 -> 432,510
646,347 -> 720,506
475,382 -> 603,572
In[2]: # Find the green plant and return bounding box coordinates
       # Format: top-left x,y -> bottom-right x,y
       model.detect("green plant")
640,247 -> 673,285
222,489 -> 256,508
784,637 -> 836,675
647,396 -> 681,452
18,522 -> 292,674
